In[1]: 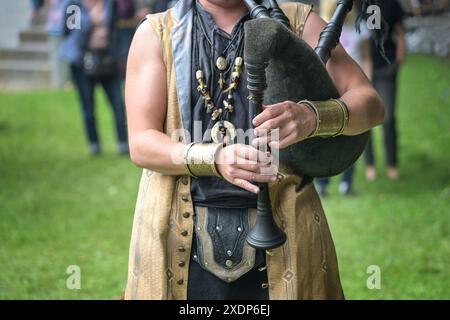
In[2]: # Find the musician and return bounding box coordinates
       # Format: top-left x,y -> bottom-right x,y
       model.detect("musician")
124,0 -> 384,300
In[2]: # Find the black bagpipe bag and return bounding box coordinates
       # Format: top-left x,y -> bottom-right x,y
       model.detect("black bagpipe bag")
244,18 -> 369,178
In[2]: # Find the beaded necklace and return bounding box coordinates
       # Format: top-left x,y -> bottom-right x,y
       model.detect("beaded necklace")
193,6 -> 246,145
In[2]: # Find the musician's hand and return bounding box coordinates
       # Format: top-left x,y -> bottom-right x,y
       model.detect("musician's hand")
252,101 -> 317,149
216,144 -> 278,194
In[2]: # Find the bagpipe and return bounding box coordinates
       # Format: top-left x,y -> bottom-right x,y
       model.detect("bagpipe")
243,0 -> 386,249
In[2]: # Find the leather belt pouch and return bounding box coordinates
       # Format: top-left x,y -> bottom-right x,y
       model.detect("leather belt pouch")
193,206 -> 262,283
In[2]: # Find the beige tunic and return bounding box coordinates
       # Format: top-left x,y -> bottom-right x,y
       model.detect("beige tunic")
124,2 -> 345,300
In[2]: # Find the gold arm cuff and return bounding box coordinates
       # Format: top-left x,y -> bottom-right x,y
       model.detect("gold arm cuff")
337,99 -> 350,135
183,142 -> 196,177
299,99 -> 349,138
184,143 -> 223,178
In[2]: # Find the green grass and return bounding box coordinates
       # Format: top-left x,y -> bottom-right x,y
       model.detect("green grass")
321,54 -> 450,299
0,54 -> 449,299
0,88 -> 140,299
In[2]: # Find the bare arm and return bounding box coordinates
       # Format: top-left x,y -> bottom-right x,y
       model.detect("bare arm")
125,21 -> 186,175
302,12 -> 384,135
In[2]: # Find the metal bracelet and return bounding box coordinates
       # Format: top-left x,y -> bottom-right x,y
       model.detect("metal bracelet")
184,143 -> 223,178
298,99 -> 349,138
183,142 -> 197,177
336,99 -> 350,136
298,100 -> 320,137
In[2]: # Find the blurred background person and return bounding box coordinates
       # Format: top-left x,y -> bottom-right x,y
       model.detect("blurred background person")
316,0 -> 373,197
364,0 -> 406,181
47,0 -> 70,89
59,0 -> 128,155
30,0 -> 46,25
152,0 -> 170,12
114,0 -> 170,78
134,0 -> 154,18
115,0 -> 137,79
115,0 -> 153,79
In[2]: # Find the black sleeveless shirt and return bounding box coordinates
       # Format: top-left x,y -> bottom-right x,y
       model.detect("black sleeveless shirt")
190,2 -> 257,208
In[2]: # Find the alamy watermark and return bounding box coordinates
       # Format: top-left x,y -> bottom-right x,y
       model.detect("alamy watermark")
66,5 -> 81,30
366,5 -> 382,30
64,4 -> 383,31
66,265 -> 81,290
366,265 -> 381,290
171,121 -> 280,176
